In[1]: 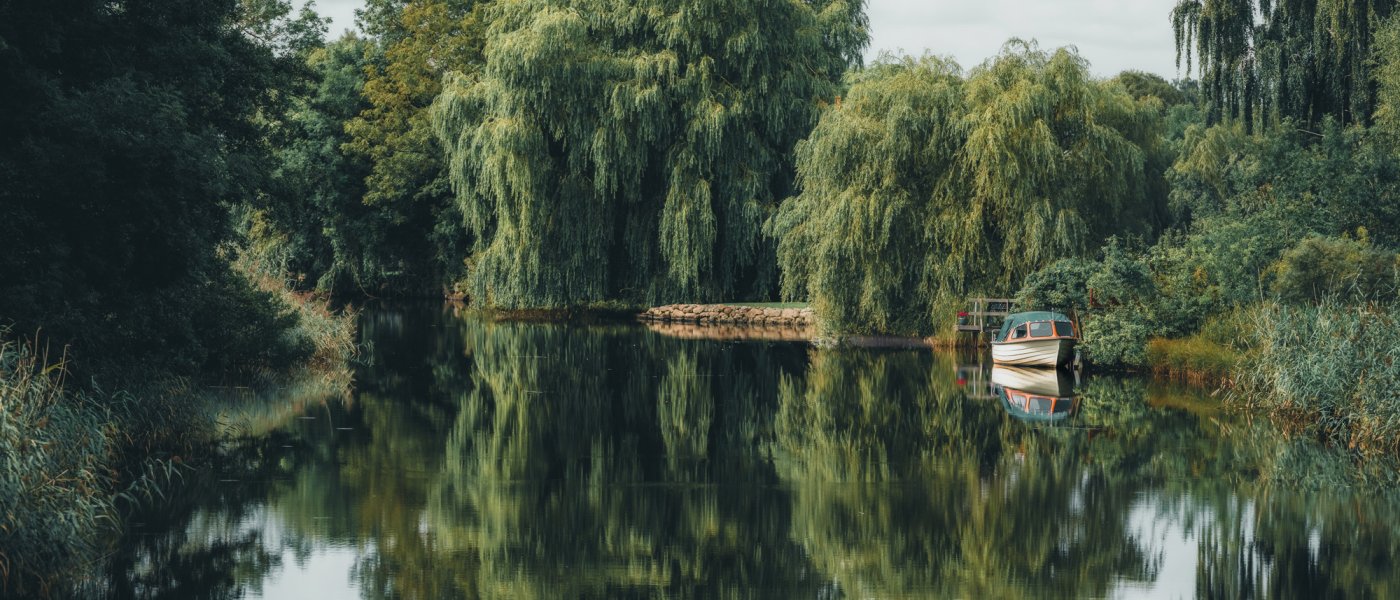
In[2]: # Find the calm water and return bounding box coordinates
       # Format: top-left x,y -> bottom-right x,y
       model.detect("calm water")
88,306 -> 1400,599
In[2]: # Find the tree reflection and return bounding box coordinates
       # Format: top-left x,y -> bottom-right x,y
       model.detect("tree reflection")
414,319 -> 820,598
93,307 -> 1400,599
773,350 -> 1154,598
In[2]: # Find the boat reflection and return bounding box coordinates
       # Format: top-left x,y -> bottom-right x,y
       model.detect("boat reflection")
991,366 -> 1078,423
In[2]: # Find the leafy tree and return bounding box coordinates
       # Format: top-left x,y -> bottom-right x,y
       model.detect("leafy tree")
253,35 -> 375,293
0,0 -> 326,374
340,0 -> 489,294
1172,0 -> 1397,128
773,44 -> 1169,336
431,0 -> 869,308
1115,70 -> 1190,106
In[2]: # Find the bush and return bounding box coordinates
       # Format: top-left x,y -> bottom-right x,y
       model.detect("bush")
1267,234 -> 1398,305
1018,241 -> 1160,369
1080,308 -> 1156,368
1015,258 -> 1096,314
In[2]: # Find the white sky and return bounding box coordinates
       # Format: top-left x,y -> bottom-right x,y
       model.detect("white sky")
308,0 -> 1185,79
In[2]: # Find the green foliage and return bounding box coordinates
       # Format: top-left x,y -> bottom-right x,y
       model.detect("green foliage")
1374,12 -> 1400,131
1015,258 -> 1097,314
342,0 -> 487,294
1079,308 -> 1155,367
256,36 -> 376,293
773,44 -> 1169,335
771,55 -> 966,334
0,338 -> 116,595
1146,336 -> 1239,381
1238,302 -> 1400,456
1143,306 -> 1255,381
1026,112 -> 1400,366
1173,0 -> 1397,127
0,0 -> 326,375
1267,234 -> 1399,303
1115,69 -> 1190,106
432,0 -> 869,309
1017,242 -> 1161,368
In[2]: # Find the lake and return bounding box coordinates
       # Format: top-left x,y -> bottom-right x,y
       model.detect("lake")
86,305 -> 1400,598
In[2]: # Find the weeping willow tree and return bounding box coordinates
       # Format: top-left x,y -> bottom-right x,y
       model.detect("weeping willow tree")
431,0 -> 868,308
1172,0 -> 1397,127
773,43 -> 1168,336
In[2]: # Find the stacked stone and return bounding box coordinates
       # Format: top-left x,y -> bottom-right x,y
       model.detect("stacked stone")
639,304 -> 815,328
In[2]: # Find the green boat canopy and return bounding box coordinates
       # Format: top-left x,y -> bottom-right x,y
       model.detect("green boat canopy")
995,311 -> 1073,342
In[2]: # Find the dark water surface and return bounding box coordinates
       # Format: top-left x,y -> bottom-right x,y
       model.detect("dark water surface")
90,306 -> 1400,599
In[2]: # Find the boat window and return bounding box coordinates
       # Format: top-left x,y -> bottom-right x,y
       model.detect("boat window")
1011,325 -> 1028,339
1029,321 -> 1053,338
1054,321 -> 1074,337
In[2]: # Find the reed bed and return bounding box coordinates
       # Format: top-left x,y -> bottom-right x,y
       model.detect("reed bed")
1233,302 -> 1400,456
0,338 -> 117,597
1145,308 -> 1254,385
1147,337 -> 1239,385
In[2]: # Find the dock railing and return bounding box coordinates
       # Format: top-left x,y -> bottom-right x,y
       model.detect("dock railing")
955,297 -> 1013,342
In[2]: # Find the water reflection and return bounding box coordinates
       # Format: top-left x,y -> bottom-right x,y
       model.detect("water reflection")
81,306 -> 1400,599
991,366 -> 1079,423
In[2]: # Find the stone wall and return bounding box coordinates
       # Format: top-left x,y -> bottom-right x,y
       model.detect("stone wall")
642,321 -> 813,342
639,304 -> 815,328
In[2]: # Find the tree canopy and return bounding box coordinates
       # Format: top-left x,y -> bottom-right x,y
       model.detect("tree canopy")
1172,0 -> 1397,127
0,0 -> 327,373
431,0 -> 869,308
772,44 -> 1169,335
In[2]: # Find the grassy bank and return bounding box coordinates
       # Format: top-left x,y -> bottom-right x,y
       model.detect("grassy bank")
1146,336 -> 1239,384
0,277 -> 356,597
1106,302 -> 1400,457
1143,310 -> 1253,385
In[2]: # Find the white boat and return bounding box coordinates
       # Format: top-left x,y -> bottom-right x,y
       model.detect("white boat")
989,311 -> 1077,367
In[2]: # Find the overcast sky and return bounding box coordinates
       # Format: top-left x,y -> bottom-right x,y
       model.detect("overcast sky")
309,0 -> 1185,79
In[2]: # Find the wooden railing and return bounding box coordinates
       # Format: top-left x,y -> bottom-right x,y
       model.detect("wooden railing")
955,297 -> 1013,336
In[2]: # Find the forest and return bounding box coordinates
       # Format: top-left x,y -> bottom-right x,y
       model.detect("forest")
2,0 -> 1399,595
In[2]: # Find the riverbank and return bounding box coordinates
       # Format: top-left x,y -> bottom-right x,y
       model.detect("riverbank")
0,289 -> 356,597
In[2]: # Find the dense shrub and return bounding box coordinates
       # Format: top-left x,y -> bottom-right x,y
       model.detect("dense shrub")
1267,235 -> 1398,304
1018,241 -> 1160,368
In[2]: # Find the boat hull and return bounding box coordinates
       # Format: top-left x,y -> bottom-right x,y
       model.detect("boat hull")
990,338 -> 1076,367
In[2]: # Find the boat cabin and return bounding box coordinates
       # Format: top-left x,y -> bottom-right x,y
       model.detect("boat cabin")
995,311 -> 1076,343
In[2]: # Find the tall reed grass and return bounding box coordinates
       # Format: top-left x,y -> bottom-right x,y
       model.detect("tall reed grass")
1234,302 -> 1400,456
1145,308 -> 1254,385
0,338 -> 117,596
230,249 -> 358,377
